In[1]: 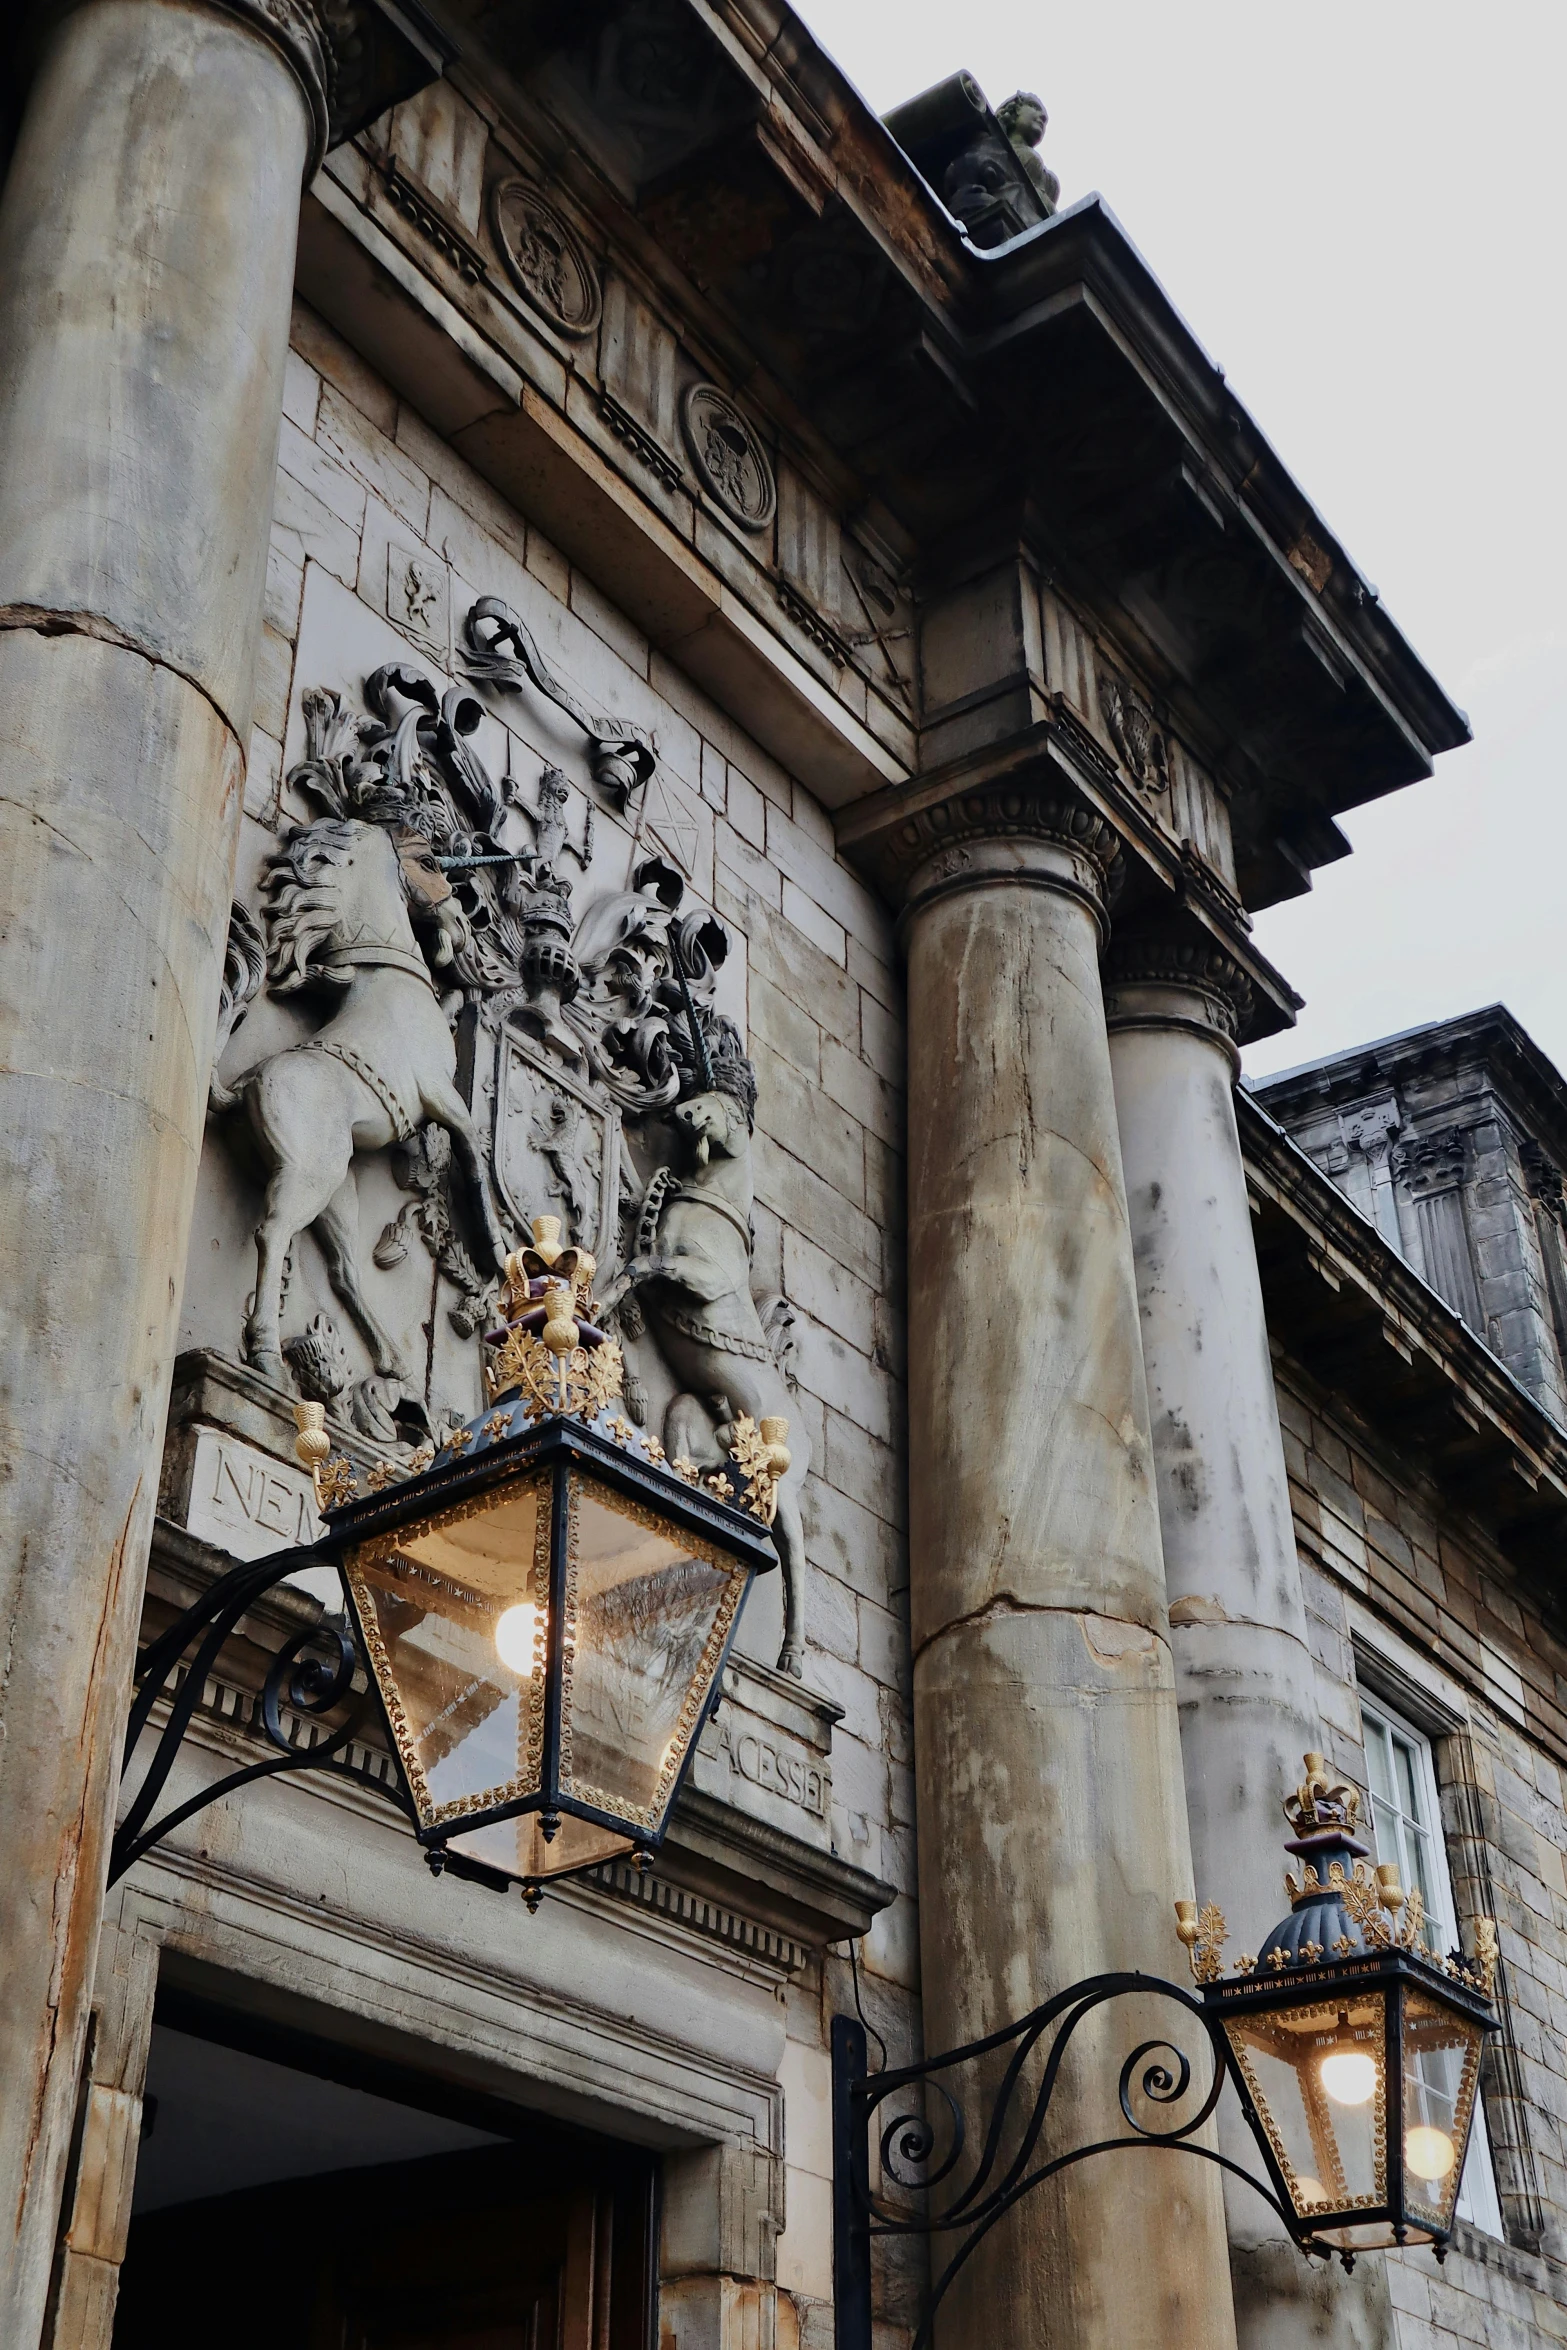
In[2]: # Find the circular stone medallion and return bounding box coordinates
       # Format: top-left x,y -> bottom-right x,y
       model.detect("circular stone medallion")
680,384 -> 776,532
489,179 -> 601,336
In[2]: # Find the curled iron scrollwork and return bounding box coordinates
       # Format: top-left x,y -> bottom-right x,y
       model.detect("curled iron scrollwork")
833,1973 -> 1300,2350
879,2075 -> 966,2194
111,1542 -> 411,1886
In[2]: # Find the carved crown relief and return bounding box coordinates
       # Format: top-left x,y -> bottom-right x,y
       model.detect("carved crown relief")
489,178 -> 602,335
204,585 -> 809,1670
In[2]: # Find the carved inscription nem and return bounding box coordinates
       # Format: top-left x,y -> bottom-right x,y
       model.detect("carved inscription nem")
184,1428 -> 322,1560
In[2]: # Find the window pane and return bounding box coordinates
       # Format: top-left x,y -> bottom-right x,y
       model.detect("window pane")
1365,1716 -> 1395,1810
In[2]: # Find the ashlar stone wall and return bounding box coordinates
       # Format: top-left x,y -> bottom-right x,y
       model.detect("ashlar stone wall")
216,294 -> 918,2340
1276,1352 -> 1567,2345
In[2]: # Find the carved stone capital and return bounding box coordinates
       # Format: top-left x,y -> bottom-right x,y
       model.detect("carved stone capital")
214,0 -> 443,174
1391,1125 -> 1468,1197
1102,926 -> 1253,1062
876,780 -> 1124,940
1520,1137 -> 1564,1217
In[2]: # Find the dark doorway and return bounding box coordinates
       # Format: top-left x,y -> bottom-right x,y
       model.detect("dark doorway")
112,1996 -> 656,2350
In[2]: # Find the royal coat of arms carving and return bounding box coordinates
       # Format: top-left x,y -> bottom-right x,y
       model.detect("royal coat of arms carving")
201,585 -> 807,1668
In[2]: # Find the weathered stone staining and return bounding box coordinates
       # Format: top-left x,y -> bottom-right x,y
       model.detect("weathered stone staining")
895,803 -> 1237,2350
0,3 -> 314,2332
0,11 -> 1555,2350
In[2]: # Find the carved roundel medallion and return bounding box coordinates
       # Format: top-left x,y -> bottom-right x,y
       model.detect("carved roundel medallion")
680,384 -> 776,533
489,179 -> 601,336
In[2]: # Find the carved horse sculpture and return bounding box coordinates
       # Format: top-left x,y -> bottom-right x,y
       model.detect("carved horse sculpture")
212,818 -> 510,1386
603,1083 -> 809,1677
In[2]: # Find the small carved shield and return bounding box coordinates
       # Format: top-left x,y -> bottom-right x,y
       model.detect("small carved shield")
491,1030 -> 623,1268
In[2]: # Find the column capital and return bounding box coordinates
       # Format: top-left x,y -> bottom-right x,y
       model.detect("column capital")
204,0 -> 446,173
1103,923 -> 1253,1067
877,777 -> 1125,941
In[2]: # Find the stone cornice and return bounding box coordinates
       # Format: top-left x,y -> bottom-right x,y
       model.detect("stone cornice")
1239,1088 -> 1567,1626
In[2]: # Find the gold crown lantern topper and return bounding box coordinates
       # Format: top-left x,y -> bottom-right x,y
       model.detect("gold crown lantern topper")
485,1216 -> 625,1419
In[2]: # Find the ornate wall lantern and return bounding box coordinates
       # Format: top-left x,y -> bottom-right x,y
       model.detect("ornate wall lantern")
114,1220 -> 788,1906
831,1753 -> 1499,2350
1180,1755 -> 1497,2260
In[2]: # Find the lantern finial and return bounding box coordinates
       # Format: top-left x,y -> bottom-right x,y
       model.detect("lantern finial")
1284,1751 -> 1362,1835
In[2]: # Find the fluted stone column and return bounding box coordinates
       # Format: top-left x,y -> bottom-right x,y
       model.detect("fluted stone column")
0,6 -> 325,2337
1105,936 -> 1391,2349
901,794 -> 1238,2350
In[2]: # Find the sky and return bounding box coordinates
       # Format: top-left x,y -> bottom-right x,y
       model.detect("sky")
795,0 -> 1567,1080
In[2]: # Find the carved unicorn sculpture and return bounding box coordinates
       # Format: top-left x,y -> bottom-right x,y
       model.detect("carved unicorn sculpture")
602,1072 -> 809,1677
212,818 -> 510,1386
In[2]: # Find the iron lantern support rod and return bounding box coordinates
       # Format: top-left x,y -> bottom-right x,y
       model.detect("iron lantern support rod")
109,1534 -> 408,1887
831,1975 -> 1309,2350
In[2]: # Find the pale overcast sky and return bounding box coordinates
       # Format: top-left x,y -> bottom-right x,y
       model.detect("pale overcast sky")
796,0 -> 1567,1080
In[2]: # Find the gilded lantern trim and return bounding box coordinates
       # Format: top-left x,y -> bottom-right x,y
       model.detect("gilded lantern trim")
343,1473 -> 553,1833
555,1472 -> 749,1835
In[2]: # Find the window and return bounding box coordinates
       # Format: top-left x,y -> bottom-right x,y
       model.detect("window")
1360,1693 -> 1504,2237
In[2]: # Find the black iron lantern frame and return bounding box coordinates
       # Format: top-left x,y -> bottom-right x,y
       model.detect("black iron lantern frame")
325,1407 -> 779,1896
830,1754 -> 1500,2350
112,1223 -> 786,1904
1202,1942 -> 1495,2258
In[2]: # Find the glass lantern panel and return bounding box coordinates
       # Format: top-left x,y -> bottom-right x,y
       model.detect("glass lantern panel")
1401,1988 -> 1486,2239
1225,1992 -> 1389,2246
446,1810 -> 633,1884
346,1479 -> 550,1829
559,1474 -> 746,1834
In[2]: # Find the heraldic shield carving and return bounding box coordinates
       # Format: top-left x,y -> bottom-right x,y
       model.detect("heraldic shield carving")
204,587 -> 807,1670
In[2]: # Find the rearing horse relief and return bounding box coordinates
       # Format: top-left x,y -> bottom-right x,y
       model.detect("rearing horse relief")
212,818 -> 510,1387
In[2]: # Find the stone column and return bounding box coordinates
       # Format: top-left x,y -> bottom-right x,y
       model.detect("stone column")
901,795 -> 1238,2350
0,6 -> 323,2337
1105,934 -> 1390,2349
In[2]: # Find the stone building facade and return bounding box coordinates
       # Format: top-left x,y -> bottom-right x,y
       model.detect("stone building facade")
0,6 -> 1562,2350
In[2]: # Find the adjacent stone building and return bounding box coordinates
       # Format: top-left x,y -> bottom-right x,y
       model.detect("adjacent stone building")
0,6 -> 1561,2350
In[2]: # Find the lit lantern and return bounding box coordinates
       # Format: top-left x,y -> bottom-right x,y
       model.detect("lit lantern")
1177,1756 -> 1498,2264
296,1219 -> 788,1905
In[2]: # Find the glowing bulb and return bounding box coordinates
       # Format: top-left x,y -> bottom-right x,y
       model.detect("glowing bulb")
495,1601 -> 539,1674
1295,2176 -> 1327,2208
1319,2050 -> 1378,2106
1405,2125 -> 1456,2184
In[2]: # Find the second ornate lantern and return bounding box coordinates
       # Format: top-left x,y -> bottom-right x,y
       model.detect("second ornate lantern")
1180,1757 -> 1498,2260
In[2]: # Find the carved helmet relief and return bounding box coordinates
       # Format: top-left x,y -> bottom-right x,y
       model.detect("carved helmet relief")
489,178 -> 602,335
680,383 -> 776,531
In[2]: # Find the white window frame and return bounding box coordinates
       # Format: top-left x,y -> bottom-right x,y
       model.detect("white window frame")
1358,1689 -> 1504,2238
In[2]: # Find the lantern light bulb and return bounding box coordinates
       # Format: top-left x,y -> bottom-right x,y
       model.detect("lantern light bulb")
495,1601 -> 540,1675
1295,2176 -> 1327,2207
1319,2049 -> 1378,2106
1405,2125 -> 1457,2184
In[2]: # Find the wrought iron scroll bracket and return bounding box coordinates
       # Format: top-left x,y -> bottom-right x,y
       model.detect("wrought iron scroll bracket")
110,1539 -> 410,1886
831,1974 -> 1310,2350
